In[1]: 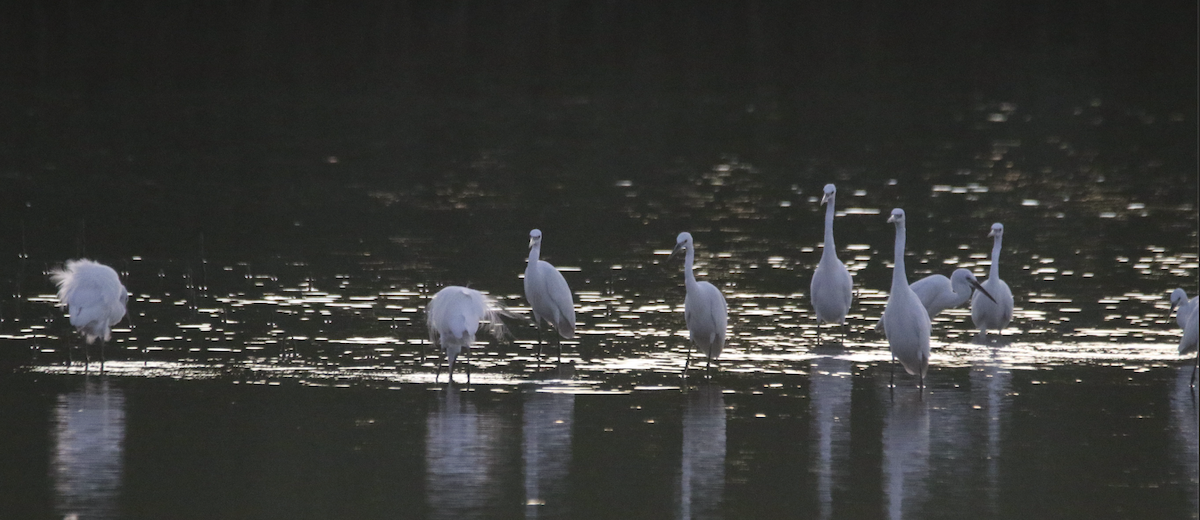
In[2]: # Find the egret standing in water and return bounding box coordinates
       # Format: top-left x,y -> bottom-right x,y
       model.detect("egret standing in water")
1169,288 -> 1197,330
669,232 -> 728,375
524,229 -> 576,364
1169,288 -> 1199,387
810,184 -> 853,343
50,259 -> 128,366
970,223 -> 1014,340
426,286 -> 511,384
881,209 -> 931,389
877,268 -> 996,333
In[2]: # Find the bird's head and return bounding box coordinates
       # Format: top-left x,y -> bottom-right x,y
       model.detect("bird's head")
668,232 -> 693,262
988,223 -> 1004,238
1170,288 -> 1187,314
820,183 -> 836,206
528,229 -> 543,249
954,268 -> 997,303
886,208 -> 905,225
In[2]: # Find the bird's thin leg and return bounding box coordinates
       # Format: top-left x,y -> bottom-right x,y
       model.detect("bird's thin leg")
889,354 -> 896,399
535,319 -> 544,367
435,353 -> 443,384
464,349 -> 471,386
841,321 -> 848,344
683,348 -> 692,377
1191,359 -> 1197,389
706,356 -> 713,378
816,323 -> 822,345
100,341 -> 106,373
557,330 -> 563,364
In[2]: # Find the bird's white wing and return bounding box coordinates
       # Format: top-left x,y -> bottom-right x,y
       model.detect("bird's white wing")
537,261 -> 576,338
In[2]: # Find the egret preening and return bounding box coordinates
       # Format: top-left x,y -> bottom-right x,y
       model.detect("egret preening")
1169,288 -> 1199,387
50,259 -> 129,366
426,286 -> 511,384
877,268 -> 997,334
881,209 -> 931,389
669,232 -> 728,375
970,223 -> 1015,340
810,184 -> 853,343
524,229 -> 576,364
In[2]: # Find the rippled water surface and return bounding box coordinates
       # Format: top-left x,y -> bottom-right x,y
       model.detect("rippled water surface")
1,29 -> 1197,520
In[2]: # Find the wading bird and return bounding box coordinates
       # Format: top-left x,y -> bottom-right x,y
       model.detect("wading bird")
50,259 -> 128,366
1169,288 -> 1199,387
970,223 -> 1015,340
670,232 -> 728,375
877,268 -> 997,333
1169,288 -> 1197,330
810,183 -> 853,343
881,209 -> 931,389
426,286 -> 511,384
524,229 -> 576,363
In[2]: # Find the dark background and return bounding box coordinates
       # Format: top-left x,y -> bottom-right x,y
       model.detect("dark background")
0,0 -> 1195,266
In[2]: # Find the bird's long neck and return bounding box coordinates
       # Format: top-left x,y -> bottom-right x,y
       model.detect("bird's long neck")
683,246 -> 697,288
529,243 -> 541,264
989,235 -> 1002,280
892,222 -> 908,290
822,200 -> 837,260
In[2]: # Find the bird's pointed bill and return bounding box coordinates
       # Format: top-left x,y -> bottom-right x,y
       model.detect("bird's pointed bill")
969,279 -> 997,303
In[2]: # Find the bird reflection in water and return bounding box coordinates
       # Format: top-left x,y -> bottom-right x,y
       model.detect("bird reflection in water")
881,383 -> 930,520
971,356 -> 1012,516
677,384 -> 726,520
52,377 -> 125,520
809,356 -> 853,520
1170,365 -> 1198,516
425,388 -> 506,519
522,390 -> 575,519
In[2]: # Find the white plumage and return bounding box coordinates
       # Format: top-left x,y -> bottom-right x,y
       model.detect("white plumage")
910,268 -> 995,320
882,209 -> 931,388
1169,288 -> 1199,386
524,229 -> 576,361
970,223 -> 1015,339
810,184 -> 853,338
50,259 -> 128,347
878,268 -> 997,334
671,232 -> 728,373
426,286 -> 511,383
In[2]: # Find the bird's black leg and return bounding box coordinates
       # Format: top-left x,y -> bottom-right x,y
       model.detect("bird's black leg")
435,354 -> 443,384
100,341 -> 106,373
556,330 -> 563,364
535,319 -> 544,367
1191,359 -> 1197,389
706,356 -> 713,378
464,349 -> 471,386
683,348 -> 692,377
889,354 -> 896,399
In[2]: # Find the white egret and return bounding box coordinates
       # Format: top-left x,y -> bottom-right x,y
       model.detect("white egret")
669,232 -> 728,374
877,268 -> 996,333
524,229 -> 576,363
810,184 -> 853,342
1169,288 -> 1199,387
970,223 -> 1015,339
426,286 -> 511,384
50,259 -> 129,365
1169,288 -> 1198,330
881,209 -> 931,389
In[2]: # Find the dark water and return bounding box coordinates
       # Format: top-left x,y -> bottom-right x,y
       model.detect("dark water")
1,2 -> 1198,519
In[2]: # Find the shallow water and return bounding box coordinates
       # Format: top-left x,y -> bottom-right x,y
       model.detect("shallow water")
1,31 -> 1198,520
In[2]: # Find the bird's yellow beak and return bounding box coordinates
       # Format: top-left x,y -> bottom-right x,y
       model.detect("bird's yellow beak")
887,215 -> 898,224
